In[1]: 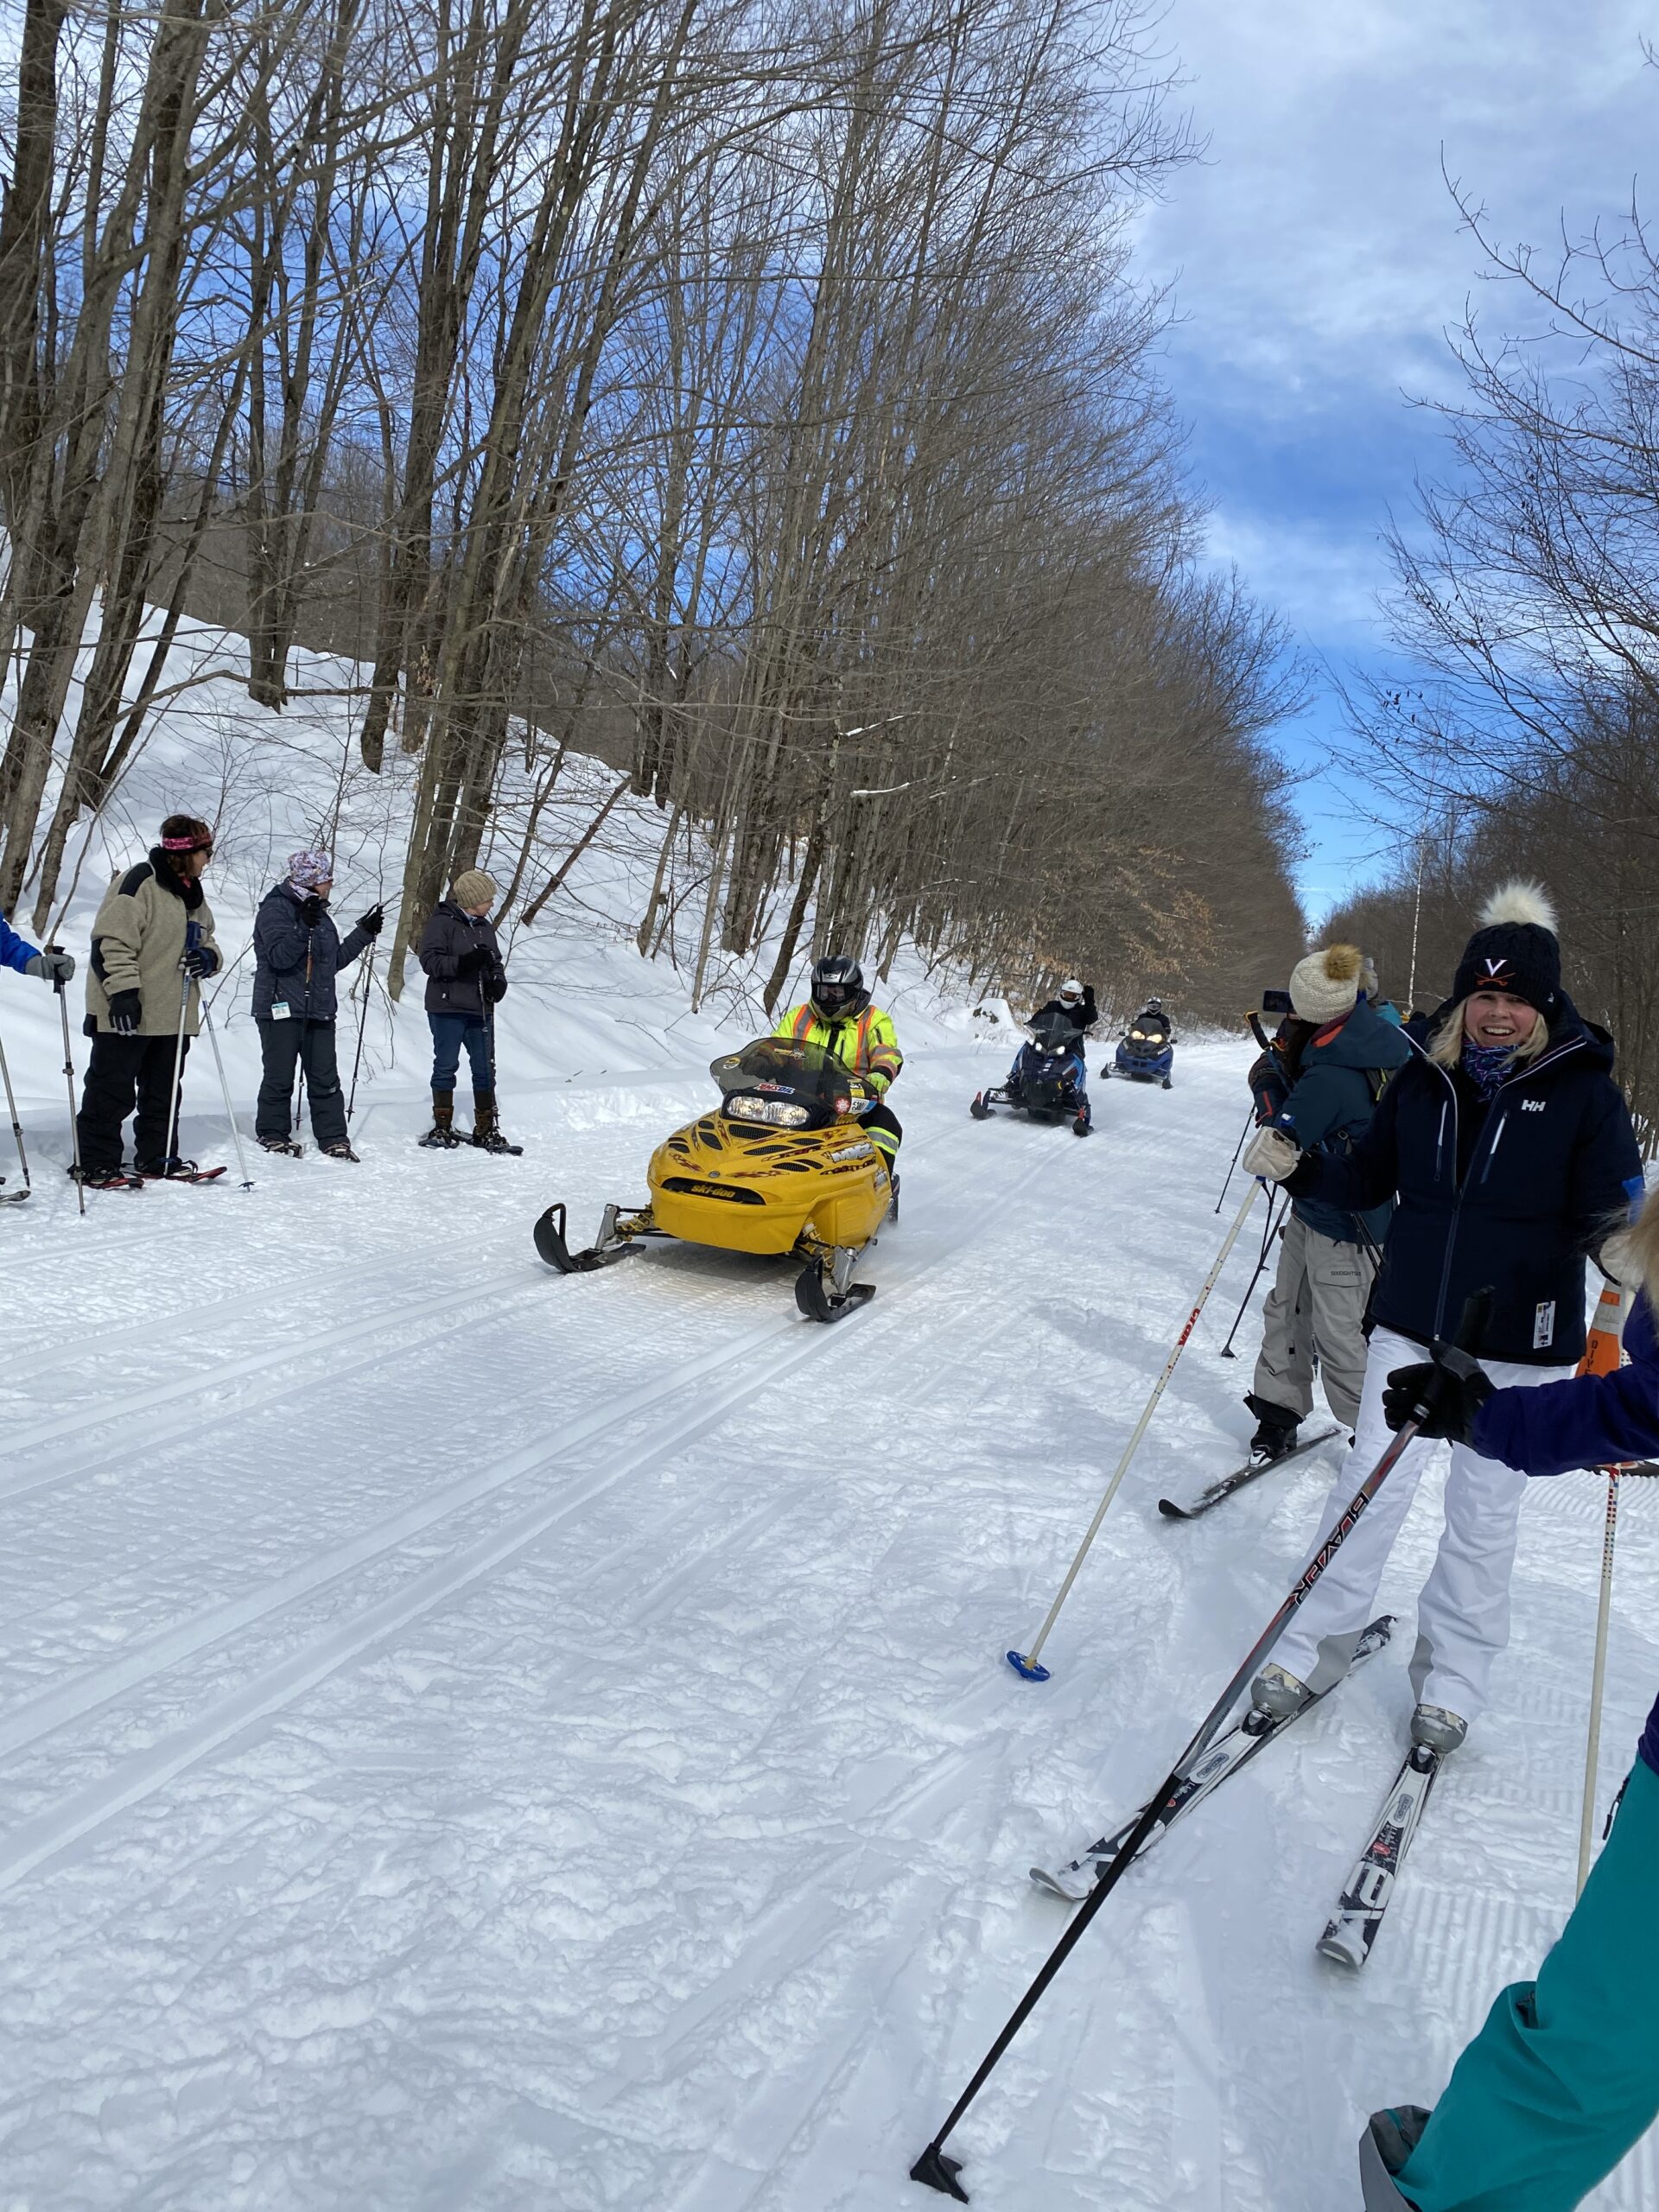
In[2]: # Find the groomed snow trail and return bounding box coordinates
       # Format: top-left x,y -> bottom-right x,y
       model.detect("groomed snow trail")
3,1039 -> 1655,2210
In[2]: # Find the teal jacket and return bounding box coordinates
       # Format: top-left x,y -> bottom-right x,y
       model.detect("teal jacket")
1265,1000 -> 1411,1245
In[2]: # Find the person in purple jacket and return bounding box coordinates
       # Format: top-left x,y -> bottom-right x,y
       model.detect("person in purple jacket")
1357,1198 -> 1659,2212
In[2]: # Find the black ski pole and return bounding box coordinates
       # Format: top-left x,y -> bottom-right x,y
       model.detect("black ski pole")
346,941 -> 377,1122
53,950 -> 86,1215
1212,1107 -> 1254,1214
0,1013 -> 30,1197
909,1288 -> 1493,2202
1218,1185 -> 1287,1359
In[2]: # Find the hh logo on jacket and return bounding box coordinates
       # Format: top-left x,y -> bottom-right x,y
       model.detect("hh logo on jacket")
1521,1098 -> 1546,1113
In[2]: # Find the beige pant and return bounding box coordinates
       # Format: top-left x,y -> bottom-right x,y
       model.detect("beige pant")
1251,1212 -> 1377,1434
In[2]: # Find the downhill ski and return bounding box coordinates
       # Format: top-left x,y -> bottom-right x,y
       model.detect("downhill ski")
1157,1427 -> 1342,1520
1317,1741 -> 1442,1969
1030,1614 -> 1394,1901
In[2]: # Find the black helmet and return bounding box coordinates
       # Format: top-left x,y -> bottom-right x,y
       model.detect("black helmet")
810,953 -> 868,1020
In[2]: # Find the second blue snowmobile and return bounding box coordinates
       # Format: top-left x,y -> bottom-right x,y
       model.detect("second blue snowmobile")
971,1010 -> 1091,1135
1109,999 -> 1174,1088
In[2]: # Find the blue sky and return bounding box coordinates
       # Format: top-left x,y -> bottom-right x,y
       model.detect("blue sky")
1134,0 -> 1656,921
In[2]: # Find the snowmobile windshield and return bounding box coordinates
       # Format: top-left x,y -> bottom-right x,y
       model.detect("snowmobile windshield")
709,1039 -> 862,1128
1027,1014 -> 1084,1057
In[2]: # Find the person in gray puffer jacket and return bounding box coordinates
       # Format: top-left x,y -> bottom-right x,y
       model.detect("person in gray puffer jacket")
251,849 -> 383,1158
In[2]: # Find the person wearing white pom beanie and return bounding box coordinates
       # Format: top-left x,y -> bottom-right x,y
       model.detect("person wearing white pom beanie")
1241,884 -> 1643,1755
1243,944 -> 1411,1463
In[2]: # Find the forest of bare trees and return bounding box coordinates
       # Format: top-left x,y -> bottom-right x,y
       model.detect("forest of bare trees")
1331,159 -> 1659,1148
0,0 -> 1306,1022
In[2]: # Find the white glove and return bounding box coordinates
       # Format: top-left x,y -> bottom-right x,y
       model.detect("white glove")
1242,1126 -> 1300,1183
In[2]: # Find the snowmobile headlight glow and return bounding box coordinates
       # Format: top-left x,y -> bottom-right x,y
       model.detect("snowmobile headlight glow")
1130,1028 -> 1146,1039
725,1094 -> 810,1127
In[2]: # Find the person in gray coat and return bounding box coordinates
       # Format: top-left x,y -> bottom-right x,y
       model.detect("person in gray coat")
252,849 -> 382,1158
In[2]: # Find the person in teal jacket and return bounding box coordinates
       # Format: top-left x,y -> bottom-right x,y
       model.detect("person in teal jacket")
1359,1199 -> 1659,2211
1243,942 -> 1411,1459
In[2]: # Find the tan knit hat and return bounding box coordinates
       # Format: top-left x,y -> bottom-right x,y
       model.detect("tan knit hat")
1288,942 -> 1363,1024
451,869 -> 498,911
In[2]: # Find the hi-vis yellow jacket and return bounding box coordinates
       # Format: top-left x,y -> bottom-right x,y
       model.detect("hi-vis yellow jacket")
773,1001 -> 904,1096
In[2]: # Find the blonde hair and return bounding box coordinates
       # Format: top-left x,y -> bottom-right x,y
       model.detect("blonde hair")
1427,996 -> 1551,1073
1627,1197 -> 1659,1303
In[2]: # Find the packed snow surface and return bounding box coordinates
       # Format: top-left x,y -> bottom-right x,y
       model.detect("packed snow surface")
3,1023 -> 1656,2209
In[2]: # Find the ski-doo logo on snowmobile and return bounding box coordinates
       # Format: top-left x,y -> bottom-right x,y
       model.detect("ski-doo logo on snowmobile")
1521,1098 -> 1545,1112
755,1080 -> 785,1092
1479,957 -> 1516,988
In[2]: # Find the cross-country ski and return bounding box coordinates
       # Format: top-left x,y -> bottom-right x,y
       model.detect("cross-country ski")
1156,1424 -> 1343,1519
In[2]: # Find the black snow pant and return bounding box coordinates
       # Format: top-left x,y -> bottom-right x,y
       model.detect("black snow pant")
77,1031 -> 191,1174
864,1100 -> 902,1162
256,1017 -> 347,1147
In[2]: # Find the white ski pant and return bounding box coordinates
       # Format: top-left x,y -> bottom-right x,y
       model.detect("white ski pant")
1251,1213 -> 1376,1434
1272,1325 -> 1574,1726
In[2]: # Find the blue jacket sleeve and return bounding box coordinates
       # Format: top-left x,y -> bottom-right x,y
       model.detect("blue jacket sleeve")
1473,1291 -> 1659,1476
0,911 -> 40,975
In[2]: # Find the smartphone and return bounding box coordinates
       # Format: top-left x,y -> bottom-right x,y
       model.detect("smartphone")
1261,988 -> 1293,1015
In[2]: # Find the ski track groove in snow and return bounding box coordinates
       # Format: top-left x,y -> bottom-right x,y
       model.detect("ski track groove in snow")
5,1041 -> 1657,2209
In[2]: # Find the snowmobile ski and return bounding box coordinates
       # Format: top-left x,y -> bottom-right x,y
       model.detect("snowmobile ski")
1316,1740 -> 1443,1970
1030,1614 -> 1394,1902
1158,1427 -> 1343,1521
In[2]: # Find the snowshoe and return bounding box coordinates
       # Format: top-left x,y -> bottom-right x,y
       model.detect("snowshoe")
137,1158 -> 226,1183
71,1164 -> 144,1191
418,1124 -> 463,1149
321,1140 -> 360,1162
473,1128 -> 523,1155
259,1135 -> 304,1157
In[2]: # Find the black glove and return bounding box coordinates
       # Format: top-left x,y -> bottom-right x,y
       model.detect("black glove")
181,943 -> 219,977
1382,1358 -> 1495,1446
457,944 -> 493,976
299,894 -> 324,928
108,989 -> 143,1034
357,904 -> 384,938
486,971 -> 507,1004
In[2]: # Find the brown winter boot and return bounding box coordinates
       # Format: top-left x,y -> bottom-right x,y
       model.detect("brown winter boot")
419,1090 -> 461,1149
470,1090 -> 518,1154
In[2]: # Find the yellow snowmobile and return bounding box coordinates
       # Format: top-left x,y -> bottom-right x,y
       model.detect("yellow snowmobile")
532,1037 -> 895,1321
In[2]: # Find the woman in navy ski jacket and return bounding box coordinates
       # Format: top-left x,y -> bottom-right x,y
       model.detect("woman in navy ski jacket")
1359,1212 -> 1659,2212
1241,885 -> 1643,1754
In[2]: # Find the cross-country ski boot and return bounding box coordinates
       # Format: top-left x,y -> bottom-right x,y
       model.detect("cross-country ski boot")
470,1090 -> 522,1154
419,1090 -> 462,1149
1250,1662 -> 1313,1724
1409,1703 -> 1467,1754
1244,1392 -> 1301,1464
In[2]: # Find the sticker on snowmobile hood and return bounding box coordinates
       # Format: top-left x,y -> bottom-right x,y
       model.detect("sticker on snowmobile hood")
830,1141 -> 874,1160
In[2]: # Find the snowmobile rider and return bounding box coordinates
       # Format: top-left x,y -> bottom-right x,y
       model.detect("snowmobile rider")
1242,942 -> 1410,1461
1131,995 -> 1170,1036
251,849 -> 383,1160
1358,1200 -> 1659,2212
773,955 -> 903,1166
417,869 -> 512,1153
1241,884 -> 1643,1759
1009,977 -> 1095,1122
77,815 -> 222,1185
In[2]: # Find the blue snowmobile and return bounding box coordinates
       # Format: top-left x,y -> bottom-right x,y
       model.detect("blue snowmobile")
1109,1000 -> 1175,1088
971,1009 -> 1091,1135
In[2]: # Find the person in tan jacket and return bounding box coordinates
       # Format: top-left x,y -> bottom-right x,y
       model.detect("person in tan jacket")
76,815 -> 222,1185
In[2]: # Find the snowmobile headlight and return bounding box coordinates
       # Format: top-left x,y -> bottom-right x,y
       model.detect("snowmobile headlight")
1130,1029 -> 1146,1039
727,1094 -> 810,1127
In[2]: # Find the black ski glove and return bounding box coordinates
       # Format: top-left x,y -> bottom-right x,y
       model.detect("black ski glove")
1382,1358 -> 1495,1445
181,943 -> 219,977
486,971 -> 507,1004
108,988 -> 143,1034
299,894 -> 325,928
457,944 -> 493,976
357,904 -> 384,938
